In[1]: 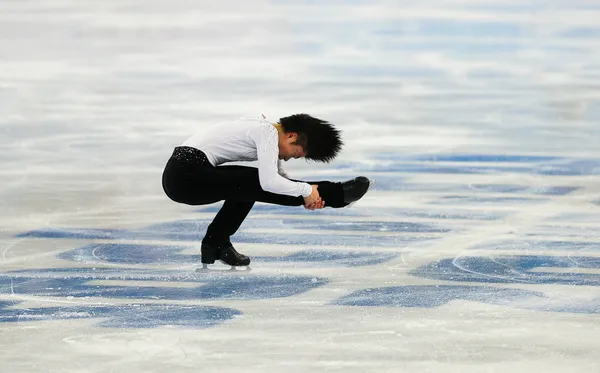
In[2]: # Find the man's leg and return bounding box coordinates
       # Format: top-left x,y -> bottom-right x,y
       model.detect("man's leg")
203,200 -> 255,246
199,165 -> 346,207
200,199 -> 255,267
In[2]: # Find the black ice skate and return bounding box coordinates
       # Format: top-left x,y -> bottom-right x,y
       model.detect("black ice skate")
200,243 -> 251,271
342,176 -> 373,207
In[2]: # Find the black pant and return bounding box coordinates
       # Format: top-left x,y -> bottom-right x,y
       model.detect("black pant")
162,146 -> 345,246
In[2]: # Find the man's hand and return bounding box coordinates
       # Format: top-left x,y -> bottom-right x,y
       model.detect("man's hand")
305,199 -> 325,210
303,185 -> 325,210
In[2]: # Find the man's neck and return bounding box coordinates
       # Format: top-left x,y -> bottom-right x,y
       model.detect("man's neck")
273,123 -> 285,147
273,123 -> 284,137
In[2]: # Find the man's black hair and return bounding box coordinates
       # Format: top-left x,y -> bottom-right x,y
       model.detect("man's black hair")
279,114 -> 343,163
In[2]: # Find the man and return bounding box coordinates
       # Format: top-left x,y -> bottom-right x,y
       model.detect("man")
162,113 -> 372,268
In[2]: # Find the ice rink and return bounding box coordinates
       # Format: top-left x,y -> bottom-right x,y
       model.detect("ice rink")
1,1 -> 600,372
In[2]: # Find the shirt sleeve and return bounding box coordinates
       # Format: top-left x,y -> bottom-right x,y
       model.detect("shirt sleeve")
277,160 -> 290,179
247,125 -> 313,198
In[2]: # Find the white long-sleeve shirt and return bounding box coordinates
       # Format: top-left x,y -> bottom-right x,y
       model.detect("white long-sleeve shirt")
181,116 -> 313,198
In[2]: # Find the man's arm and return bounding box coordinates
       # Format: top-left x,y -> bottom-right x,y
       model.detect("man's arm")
249,126 -> 312,197
277,160 -> 290,179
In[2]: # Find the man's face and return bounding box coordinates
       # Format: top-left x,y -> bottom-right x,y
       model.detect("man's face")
278,132 -> 306,161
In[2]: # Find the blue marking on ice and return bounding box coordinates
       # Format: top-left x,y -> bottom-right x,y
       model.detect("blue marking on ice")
0,268 -> 328,301
0,301 -> 241,329
0,300 -> 16,309
332,285 -> 600,314
409,255 -> 600,286
58,243 -> 198,265
332,285 -> 543,307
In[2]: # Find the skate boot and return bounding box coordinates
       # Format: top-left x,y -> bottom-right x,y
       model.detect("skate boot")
201,242 -> 251,270
342,176 -> 372,206
219,244 -> 251,267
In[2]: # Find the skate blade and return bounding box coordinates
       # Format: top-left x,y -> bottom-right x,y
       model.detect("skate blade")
345,179 -> 375,208
197,263 -> 251,272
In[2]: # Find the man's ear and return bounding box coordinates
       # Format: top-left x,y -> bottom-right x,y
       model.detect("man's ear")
287,132 -> 298,141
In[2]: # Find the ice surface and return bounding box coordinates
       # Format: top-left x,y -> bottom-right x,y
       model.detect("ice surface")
2,1 -> 600,372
